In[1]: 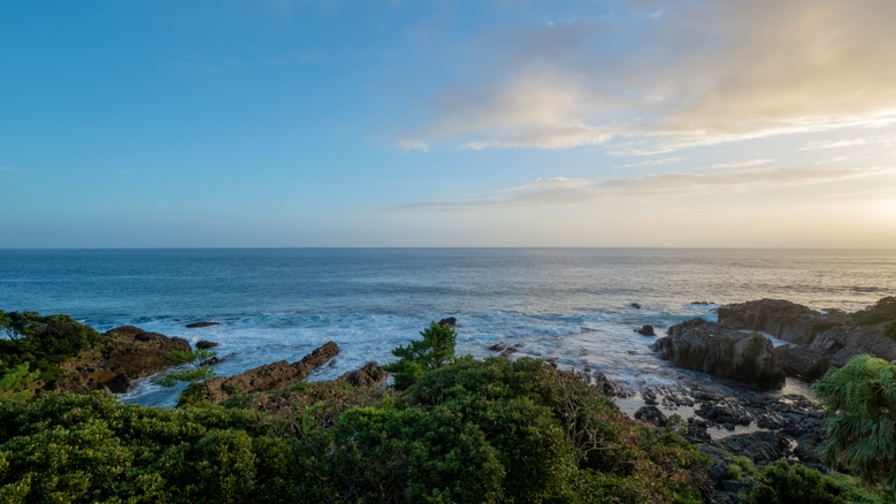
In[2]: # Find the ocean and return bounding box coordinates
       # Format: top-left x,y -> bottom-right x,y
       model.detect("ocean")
1,248 -> 894,407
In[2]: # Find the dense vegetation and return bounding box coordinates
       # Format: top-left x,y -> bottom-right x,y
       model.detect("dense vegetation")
814,354 -> 896,494
0,356 -> 712,503
0,311 -> 107,379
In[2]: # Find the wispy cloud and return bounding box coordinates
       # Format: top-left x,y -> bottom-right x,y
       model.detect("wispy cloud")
707,159 -> 773,170
397,0 -> 896,154
799,138 -> 867,151
396,167 -> 886,211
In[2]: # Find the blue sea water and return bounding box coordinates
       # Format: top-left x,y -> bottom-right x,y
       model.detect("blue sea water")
1,248 -> 895,407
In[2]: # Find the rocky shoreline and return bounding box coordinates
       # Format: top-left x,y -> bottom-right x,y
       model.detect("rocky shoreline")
9,296 -> 895,495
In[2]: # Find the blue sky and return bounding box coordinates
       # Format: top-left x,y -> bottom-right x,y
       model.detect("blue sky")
2,0 -> 896,248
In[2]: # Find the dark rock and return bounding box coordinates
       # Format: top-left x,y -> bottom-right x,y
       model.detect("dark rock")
488,342 -> 507,352
719,431 -> 789,465
437,317 -> 457,328
595,372 -> 634,398
696,403 -> 752,426
634,405 -> 667,426
720,480 -> 744,493
772,344 -> 830,380
197,342 -> 340,405
636,324 -> 656,336
338,362 -> 388,388
195,340 -> 220,350
500,346 -> 518,357
186,321 -> 220,328
105,373 -> 133,394
650,318 -> 785,382
718,298 -> 896,367
630,303 -> 642,309
200,357 -> 222,366
641,388 -> 658,405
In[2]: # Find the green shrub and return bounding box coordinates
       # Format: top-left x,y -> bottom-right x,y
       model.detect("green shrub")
742,459 -> 890,504
813,354 -> 896,493
383,322 -> 459,389
0,363 -> 39,401
0,311 -> 108,380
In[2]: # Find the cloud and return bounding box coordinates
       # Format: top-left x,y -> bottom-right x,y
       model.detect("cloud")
799,138 -> 868,151
707,159 -> 773,170
398,0 -> 896,153
396,166 -> 886,211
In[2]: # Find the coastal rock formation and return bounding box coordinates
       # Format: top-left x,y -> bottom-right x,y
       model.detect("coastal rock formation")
195,340 -> 219,349
719,298 -> 896,369
437,317 -> 457,328
186,321 -> 220,328
337,361 -> 388,388
195,341 -> 340,404
772,344 -> 830,380
54,326 -> 191,394
636,324 -> 656,336
650,318 -> 785,382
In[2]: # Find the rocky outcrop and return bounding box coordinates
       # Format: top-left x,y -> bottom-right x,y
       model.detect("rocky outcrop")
186,321 -> 220,328
437,317 -> 457,328
772,345 -> 830,381
650,318 -> 784,382
636,324 -> 656,336
337,362 -> 388,388
195,340 -> 219,349
54,326 -> 191,394
194,341 -> 340,405
719,298 -> 896,369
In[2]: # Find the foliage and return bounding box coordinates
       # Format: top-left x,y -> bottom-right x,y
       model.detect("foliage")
383,322 -> 459,389
0,310 -> 108,380
0,356 -> 712,503
0,363 -> 39,401
813,354 -> 896,493
154,349 -> 218,400
741,459 -> 891,504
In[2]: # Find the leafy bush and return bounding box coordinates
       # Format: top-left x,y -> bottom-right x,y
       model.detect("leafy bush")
383,322 -> 459,389
813,354 -> 896,494
0,311 -> 108,379
0,363 -> 39,401
741,459 -> 890,504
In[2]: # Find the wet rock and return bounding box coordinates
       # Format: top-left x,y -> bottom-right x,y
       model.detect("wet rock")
500,346 -> 519,358
634,405 -> 667,426
195,340 -> 220,350
630,303 -> 642,309
488,342 -> 507,352
718,298 -> 896,367
594,372 -> 634,398
437,317 -> 457,328
196,342 -> 340,405
641,388 -> 658,405
338,362 -> 388,388
651,318 -> 785,382
105,373 -> 133,394
186,321 -> 220,328
696,403 -> 752,426
200,357 -> 222,366
719,431 -> 789,465
636,324 -> 656,336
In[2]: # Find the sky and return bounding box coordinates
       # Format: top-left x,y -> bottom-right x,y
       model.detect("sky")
2,0 -> 896,248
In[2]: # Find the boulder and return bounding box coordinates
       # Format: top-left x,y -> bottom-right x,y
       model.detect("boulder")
636,324 -> 656,336
437,317 -> 457,328
634,405 -> 667,426
488,342 -> 507,352
195,340 -> 220,349
772,345 -> 830,380
338,362 -> 388,388
651,318 -> 784,382
186,321 -> 220,328
630,303 -> 642,309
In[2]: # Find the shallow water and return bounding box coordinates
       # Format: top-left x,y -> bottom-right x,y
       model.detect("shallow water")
1,248 -> 893,407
